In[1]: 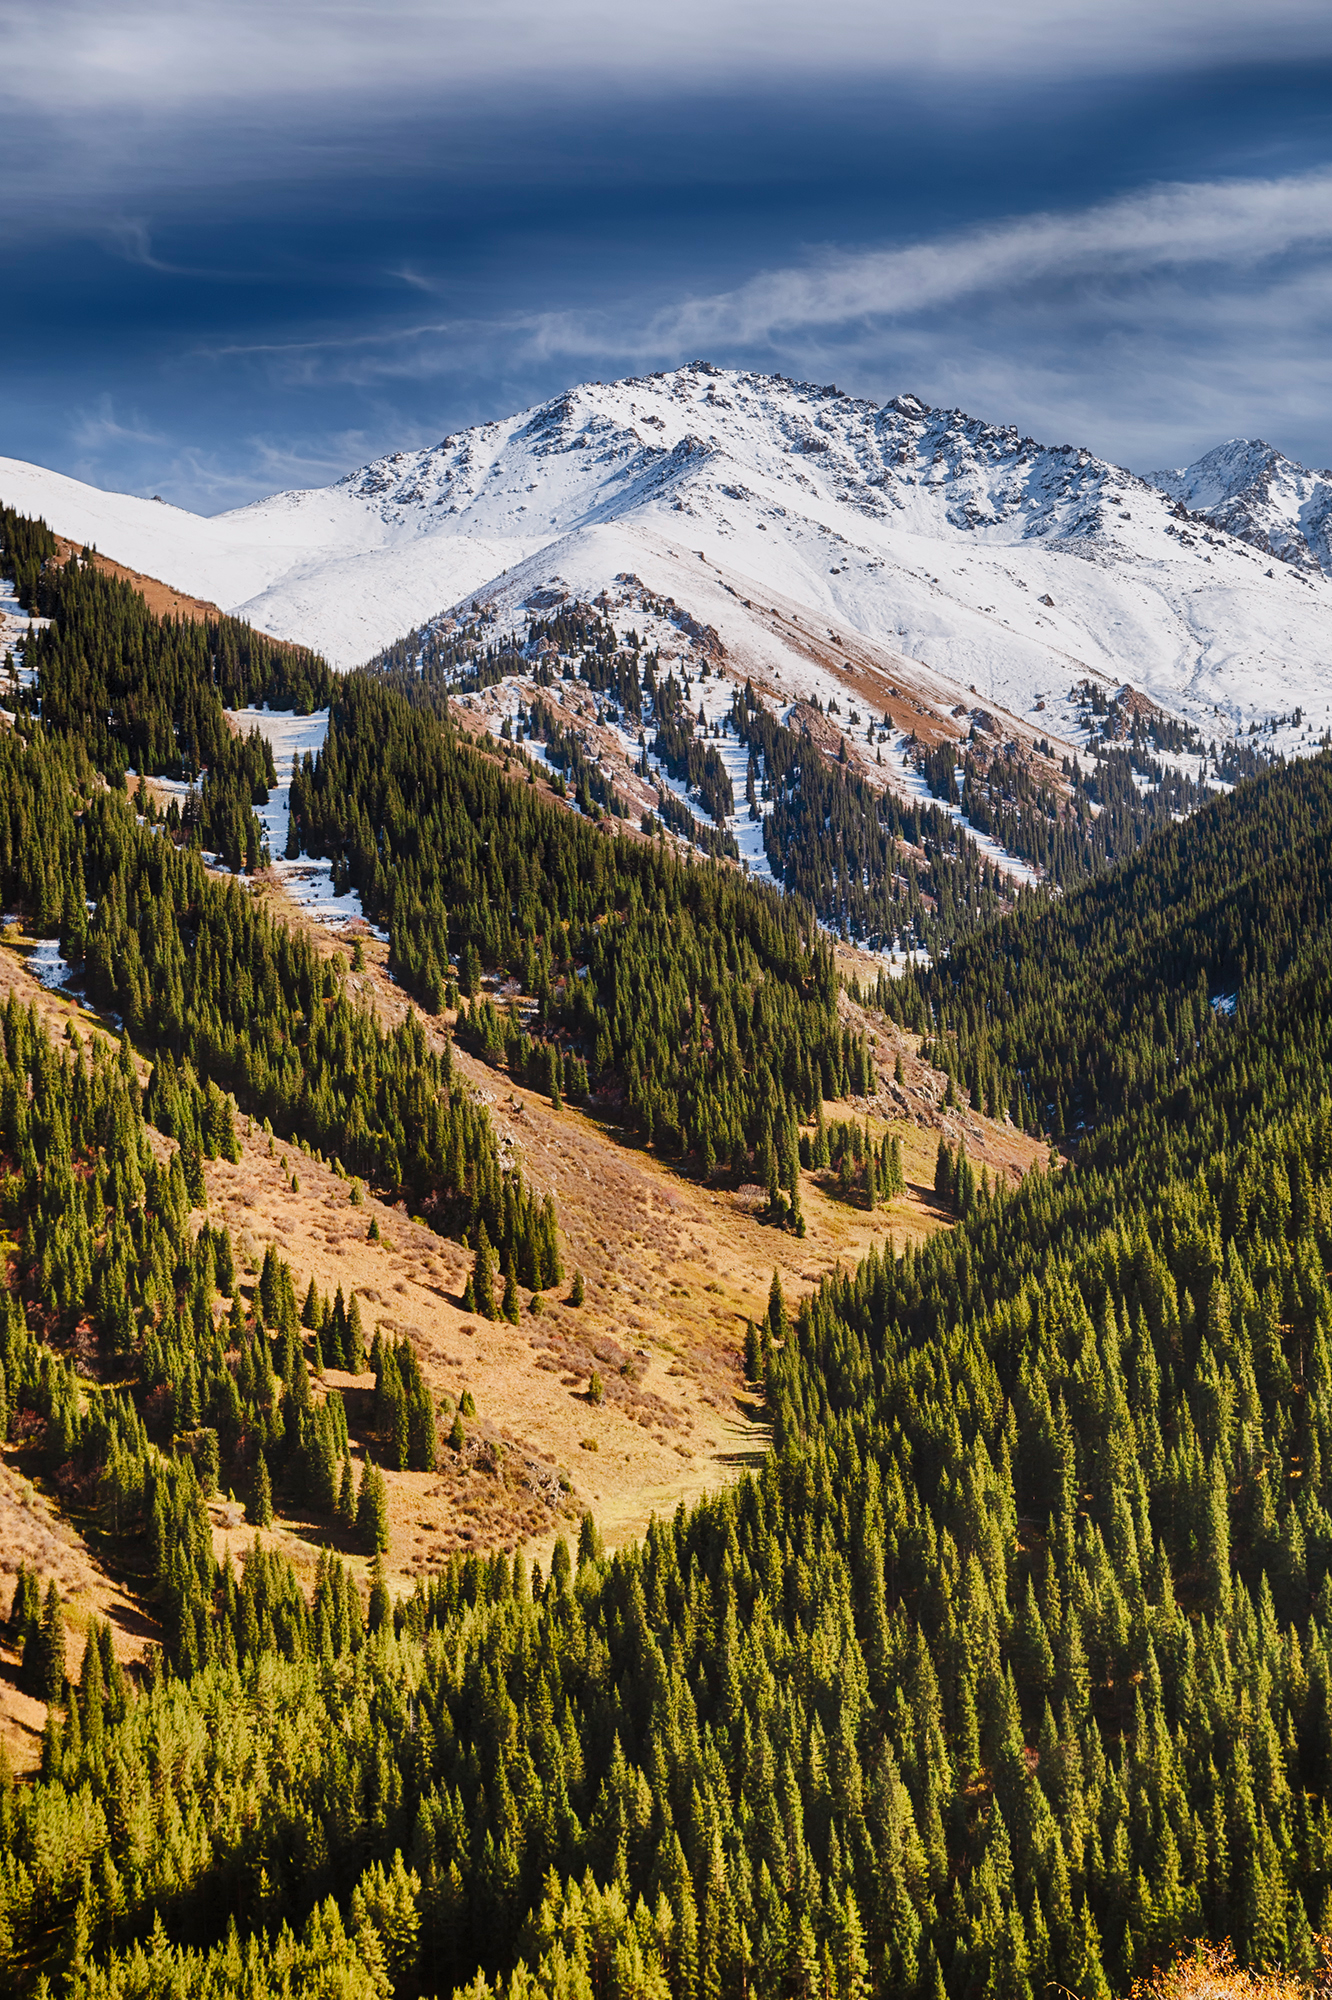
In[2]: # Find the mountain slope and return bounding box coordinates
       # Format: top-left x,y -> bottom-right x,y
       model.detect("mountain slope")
3,366 -> 1332,753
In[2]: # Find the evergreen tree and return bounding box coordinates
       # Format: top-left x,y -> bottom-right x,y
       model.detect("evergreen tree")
357,1457 -> 390,1553
501,1255 -> 520,1325
472,1226 -> 497,1321
248,1452 -> 274,1528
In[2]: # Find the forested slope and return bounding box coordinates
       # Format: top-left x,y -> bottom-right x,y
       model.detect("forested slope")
7,502 -> 1332,2000
883,753 -> 1332,1138
10,751 -> 1332,1998
293,673 -> 869,1211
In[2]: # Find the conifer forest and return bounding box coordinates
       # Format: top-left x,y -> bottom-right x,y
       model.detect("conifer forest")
3,509 -> 1332,2000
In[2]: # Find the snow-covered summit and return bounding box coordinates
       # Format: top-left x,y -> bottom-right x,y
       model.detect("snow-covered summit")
1148,439 -> 1332,574
2,363 -> 1332,748
305,364 -> 1147,557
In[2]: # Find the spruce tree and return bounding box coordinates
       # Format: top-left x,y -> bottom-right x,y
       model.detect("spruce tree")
29,1581 -> 65,1704
338,1454 -> 356,1527
248,1452 -> 274,1528
346,1294 -> 365,1371
357,1458 -> 390,1553
472,1226 -> 497,1320
502,1255 -> 520,1325
367,1554 -> 392,1635
767,1269 -> 786,1344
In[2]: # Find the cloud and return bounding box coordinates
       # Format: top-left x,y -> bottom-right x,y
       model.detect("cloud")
529,168 -> 1332,356
198,318 -> 491,395
64,421 -> 389,512
213,168 -> 1332,427
6,0 -> 1332,119
26,153 -> 1332,508
68,396 -> 170,453
388,266 -> 439,294
102,217 -> 217,277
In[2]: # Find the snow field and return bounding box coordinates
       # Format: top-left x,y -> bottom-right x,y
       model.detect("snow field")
27,938 -> 77,993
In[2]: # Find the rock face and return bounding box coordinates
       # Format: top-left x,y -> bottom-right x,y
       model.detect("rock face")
1148,439 -> 1332,574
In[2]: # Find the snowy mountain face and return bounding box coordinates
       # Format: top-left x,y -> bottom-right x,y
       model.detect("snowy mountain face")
1148,439 -> 1332,576
3,364 -> 1332,763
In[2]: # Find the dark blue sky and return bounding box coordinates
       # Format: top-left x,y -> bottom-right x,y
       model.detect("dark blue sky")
7,1 -> 1332,509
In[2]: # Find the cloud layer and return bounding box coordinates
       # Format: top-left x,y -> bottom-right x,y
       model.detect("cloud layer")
6,4 -> 1332,506
201,167 -> 1332,473
7,0 -> 1332,114
632,170 -> 1332,350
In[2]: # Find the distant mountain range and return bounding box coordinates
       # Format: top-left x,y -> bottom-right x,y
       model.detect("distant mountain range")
3,364 -> 1331,743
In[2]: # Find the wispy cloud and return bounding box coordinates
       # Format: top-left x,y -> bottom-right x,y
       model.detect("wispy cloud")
68,396 -> 170,453
137,168 -> 1332,419
28,149 -> 1332,507
207,322 -> 458,362
6,0 -> 1332,118
65,424 -> 391,512
102,218 -> 172,270
204,168 -> 1332,452
527,168 -> 1332,357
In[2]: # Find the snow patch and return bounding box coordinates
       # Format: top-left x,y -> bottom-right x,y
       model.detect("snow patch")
231,706 -> 388,939
27,939 -> 76,992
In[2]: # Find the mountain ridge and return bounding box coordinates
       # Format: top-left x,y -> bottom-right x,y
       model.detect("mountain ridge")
3,364 -> 1332,754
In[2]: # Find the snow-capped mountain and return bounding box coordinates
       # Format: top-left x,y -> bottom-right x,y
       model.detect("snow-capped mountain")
2,364 -> 1331,750
1147,438 -> 1332,576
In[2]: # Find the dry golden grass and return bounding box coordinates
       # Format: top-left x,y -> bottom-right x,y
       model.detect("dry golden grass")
246,876 -> 1044,1580
1134,1941 -> 1332,2000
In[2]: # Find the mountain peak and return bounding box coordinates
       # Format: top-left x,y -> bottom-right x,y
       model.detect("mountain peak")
1146,437 -> 1332,572
3,368 -> 1332,742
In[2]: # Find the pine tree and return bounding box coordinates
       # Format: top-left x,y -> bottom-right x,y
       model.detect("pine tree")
767,1269 -> 786,1343
367,1554 -> 392,1635
472,1226 -> 497,1320
502,1255 -> 520,1325
357,1458 -> 390,1553
338,1454 -> 356,1526
31,1580 -> 65,1704
347,1294 -> 365,1371
248,1452 -> 274,1528
744,1319 -> 761,1382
